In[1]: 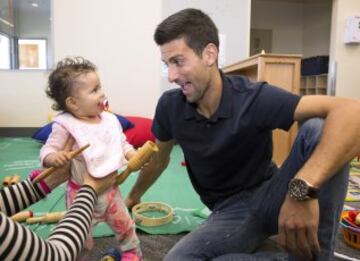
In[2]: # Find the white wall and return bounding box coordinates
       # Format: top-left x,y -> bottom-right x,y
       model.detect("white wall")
251,0 -> 332,58
251,0 -> 303,55
53,0 -> 162,120
0,0 -> 162,127
0,71 -> 51,127
302,0 -> 332,58
329,0 -> 360,98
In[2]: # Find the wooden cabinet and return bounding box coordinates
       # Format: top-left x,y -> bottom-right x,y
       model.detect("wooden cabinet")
300,74 -> 328,95
222,53 -> 301,166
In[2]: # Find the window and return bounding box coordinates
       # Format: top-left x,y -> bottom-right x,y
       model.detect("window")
0,0 -> 52,70
18,39 -> 47,69
0,33 -> 10,69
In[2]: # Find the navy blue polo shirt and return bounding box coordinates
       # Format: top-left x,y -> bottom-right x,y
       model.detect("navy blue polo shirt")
152,73 -> 301,209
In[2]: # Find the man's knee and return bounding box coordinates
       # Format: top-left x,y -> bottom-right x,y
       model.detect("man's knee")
164,247 -> 183,261
164,242 -> 200,261
296,118 -> 324,155
299,117 -> 324,140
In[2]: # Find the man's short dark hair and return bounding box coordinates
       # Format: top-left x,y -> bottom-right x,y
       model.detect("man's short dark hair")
154,8 -> 219,56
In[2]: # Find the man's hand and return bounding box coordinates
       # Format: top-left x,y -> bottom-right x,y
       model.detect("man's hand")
278,195 -> 321,260
125,196 -> 140,211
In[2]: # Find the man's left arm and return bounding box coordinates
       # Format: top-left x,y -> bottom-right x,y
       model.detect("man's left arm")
293,95 -> 360,186
278,95 -> 360,260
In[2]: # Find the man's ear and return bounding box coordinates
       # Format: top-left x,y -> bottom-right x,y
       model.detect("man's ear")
203,43 -> 218,67
65,96 -> 78,111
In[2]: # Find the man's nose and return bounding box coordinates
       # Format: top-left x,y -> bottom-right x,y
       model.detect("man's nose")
168,66 -> 178,83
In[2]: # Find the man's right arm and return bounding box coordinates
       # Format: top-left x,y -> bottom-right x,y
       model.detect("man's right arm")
125,139 -> 175,208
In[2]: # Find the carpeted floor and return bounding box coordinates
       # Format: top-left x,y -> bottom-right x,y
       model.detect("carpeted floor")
80,229 -> 360,261
1,138 -> 360,260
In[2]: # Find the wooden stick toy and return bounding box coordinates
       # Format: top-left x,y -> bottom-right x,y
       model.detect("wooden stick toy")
2,176 -> 12,186
2,175 -> 21,186
26,211 -> 66,224
11,210 -> 33,222
32,144 -> 90,184
10,175 -> 20,185
116,141 -> 159,185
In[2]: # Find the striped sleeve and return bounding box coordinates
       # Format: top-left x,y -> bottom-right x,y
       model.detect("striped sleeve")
0,185 -> 97,261
0,179 -> 45,216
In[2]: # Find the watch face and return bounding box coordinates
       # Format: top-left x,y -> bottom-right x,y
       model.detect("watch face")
288,179 -> 308,200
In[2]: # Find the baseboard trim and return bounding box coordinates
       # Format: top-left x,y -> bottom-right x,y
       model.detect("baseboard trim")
0,127 -> 38,137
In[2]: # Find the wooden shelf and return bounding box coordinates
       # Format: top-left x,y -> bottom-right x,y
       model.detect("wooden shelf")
300,74 -> 328,95
223,53 -> 301,166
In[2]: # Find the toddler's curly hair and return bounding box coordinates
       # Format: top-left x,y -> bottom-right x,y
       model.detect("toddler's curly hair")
46,56 -> 97,111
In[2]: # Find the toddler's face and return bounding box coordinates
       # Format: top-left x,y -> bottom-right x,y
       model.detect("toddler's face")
70,72 -> 107,119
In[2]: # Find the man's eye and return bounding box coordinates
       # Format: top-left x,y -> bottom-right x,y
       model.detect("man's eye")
175,60 -> 183,66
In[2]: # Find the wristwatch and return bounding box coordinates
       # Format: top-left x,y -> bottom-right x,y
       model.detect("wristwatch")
287,178 -> 319,201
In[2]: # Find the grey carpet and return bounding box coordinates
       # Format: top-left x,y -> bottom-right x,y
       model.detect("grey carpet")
80,228 -> 360,261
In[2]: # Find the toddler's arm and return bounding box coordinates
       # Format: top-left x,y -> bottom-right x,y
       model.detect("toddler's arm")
40,123 -> 72,167
119,126 -> 136,160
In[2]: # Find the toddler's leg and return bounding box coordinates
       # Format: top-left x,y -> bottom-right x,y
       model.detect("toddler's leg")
67,181 -> 94,251
105,188 -> 142,260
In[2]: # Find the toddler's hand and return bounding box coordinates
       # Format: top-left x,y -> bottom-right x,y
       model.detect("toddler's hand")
125,149 -> 137,160
45,151 -> 72,168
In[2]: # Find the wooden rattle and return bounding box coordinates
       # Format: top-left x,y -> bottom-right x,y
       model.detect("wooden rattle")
2,176 -> 12,186
2,175 -> 21,186
32,144 -> 90,184
11,210 -> 33,222
116,141 -> 159,185
10,175 -> 20,185
26,211 -> 66,224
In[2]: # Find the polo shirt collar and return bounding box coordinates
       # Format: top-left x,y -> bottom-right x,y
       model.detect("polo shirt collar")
184,70 -> 233,121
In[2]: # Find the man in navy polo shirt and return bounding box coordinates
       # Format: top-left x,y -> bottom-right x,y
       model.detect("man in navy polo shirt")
126,8 -> 360,260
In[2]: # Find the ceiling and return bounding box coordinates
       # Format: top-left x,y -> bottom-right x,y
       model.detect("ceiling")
0,0 -> 49,20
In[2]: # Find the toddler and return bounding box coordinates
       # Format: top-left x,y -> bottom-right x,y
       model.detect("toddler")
40,57 -> 142,260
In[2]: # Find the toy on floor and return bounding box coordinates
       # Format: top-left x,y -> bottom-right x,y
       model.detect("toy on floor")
26,211 -> 66,224
116,140 -> 159,185
340,209 -> 360,250
2,175 -> 20,186
132,201 -> 174,227
32,143 -> 90,184
100,248 -> 122,261
11,210 -> 33,222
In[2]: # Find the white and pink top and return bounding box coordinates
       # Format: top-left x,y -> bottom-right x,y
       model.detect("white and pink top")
40,111 -> 134,179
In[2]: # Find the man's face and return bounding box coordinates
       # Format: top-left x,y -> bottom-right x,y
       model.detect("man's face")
160,38 -> 211,104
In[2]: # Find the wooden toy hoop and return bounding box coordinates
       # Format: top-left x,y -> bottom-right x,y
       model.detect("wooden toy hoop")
132,202 -> 174,227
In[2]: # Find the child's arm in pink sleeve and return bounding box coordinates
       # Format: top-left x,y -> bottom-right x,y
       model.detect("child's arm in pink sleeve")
120,127 -> 135,157
40,123 -> 70,166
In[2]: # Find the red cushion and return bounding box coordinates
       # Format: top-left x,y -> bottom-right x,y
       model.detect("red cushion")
124,116 -> 155,148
